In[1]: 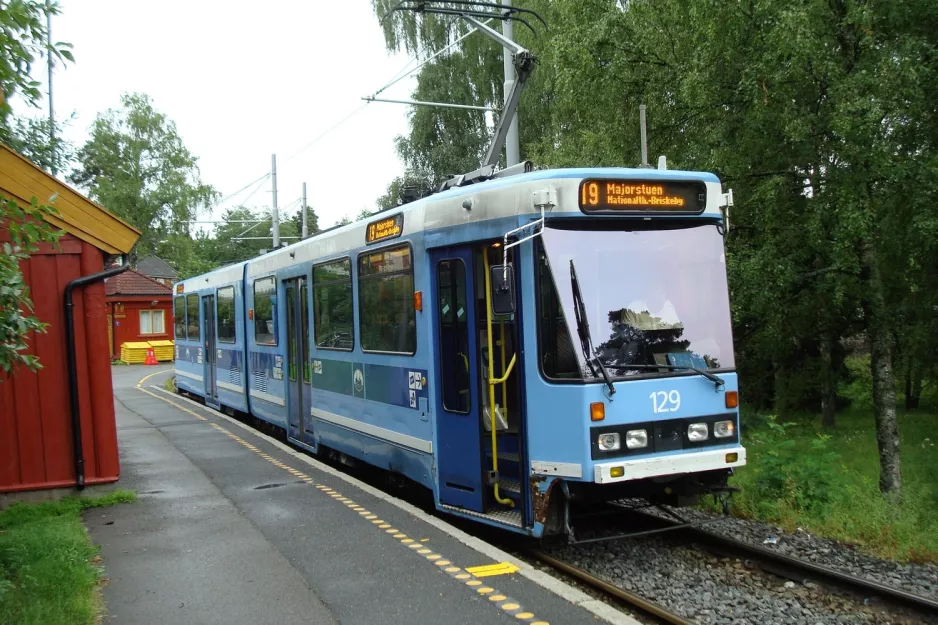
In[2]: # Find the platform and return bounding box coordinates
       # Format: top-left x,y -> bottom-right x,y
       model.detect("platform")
89,365 -> 638,625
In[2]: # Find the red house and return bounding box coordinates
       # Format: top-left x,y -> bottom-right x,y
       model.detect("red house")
1,143 -> 141,494
104,269 -> 174,359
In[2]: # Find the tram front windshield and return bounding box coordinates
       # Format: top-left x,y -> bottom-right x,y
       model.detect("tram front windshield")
537,223 -> 735,380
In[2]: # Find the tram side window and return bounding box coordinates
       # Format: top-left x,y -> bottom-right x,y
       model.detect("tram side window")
217,286 -> 236,343
535,245 -> 580,379
358,245 -> 416,354
186,294 -> 199,340
254,277 -> 277,345
438,259 -> 470,413
313,259 -> 353,350
174,297 -> 186,339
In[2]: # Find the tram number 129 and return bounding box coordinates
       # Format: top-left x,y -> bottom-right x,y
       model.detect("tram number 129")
650,390 -> 681,413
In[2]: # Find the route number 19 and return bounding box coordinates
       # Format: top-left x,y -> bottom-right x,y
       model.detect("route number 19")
650,390 -> 681,413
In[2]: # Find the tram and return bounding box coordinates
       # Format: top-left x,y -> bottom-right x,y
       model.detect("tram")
173,163 -> 745,538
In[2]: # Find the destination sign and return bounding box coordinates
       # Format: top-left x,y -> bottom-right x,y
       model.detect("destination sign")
578,179 -> 707,213
366,213 -> 404,244
175,284 -> 184,294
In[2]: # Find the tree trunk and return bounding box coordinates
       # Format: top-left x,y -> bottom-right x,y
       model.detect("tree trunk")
820,329 -> 836,429
907,364 -> 922,411
904,361 -> 912,411
773,365 -> 788,419
863,242 -> 902,496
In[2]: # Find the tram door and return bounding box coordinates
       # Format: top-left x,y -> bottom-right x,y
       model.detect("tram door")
431,247 -> 484,512
284,278 -> 313,448
202,294 -> 218,404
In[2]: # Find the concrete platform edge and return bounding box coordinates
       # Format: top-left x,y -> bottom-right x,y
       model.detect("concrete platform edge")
150,384 -> 641,625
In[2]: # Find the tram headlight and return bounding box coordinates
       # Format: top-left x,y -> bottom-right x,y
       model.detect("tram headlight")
625,429 -> 648,449
598,433 -> 621,451
687,423 -> 709,442
714,420 -> 735,438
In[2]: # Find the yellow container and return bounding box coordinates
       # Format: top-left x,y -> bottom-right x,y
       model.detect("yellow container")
147,340 -> 175,361
120,341 -> 152,364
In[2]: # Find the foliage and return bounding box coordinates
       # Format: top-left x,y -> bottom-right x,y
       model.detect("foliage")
370,0 -> 938,496
0,0 -> 76,174
714,409 -> 938,563
0,113 -> 76,174
68,92 -> 218,265
0,195 -> 62,378
0,0 -> 73,117
168,204 -> 319,279
0,489 -> 136,625
741,415 -> 840,517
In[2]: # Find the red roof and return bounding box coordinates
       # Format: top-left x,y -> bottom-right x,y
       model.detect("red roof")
105,268 -> 173,297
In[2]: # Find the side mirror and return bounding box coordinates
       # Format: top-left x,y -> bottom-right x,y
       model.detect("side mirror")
490,265 -> 516,315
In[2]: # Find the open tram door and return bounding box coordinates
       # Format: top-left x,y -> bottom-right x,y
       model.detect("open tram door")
431,243 -> 527,529
284,277 -> 314,451
202,294 -> 219,406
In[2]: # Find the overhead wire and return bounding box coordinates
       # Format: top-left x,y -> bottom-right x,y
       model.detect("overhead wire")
204,13 -> 490,224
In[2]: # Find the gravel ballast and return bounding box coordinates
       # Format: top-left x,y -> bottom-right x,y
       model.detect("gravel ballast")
670,506 -> 938,601
547,535 -> 937,625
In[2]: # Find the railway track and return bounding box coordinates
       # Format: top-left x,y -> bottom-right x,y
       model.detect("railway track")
616,507 -> 938,617
683,523 -> 938,616
528,549 -> 694,625
554,503 -> 938,622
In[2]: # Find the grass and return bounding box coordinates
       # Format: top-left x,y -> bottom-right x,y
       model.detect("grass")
711,406 -> 938,564
0,490 -> 136,625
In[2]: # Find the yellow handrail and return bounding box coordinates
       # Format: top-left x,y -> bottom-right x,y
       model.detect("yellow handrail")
492,354 -> 516,384
483,247 -> 514,507
500,319 -> 508,421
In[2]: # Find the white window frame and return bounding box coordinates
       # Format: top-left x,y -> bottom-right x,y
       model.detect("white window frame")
140,309 -> 165,335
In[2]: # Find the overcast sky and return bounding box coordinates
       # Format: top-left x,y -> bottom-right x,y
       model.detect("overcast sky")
49,0 -> 419,235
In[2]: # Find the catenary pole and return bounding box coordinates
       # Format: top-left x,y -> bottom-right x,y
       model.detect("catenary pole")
271,154 -> 280,248
301,182 -> 308,238
47,2 -> 56,175
502,0 -> 519,167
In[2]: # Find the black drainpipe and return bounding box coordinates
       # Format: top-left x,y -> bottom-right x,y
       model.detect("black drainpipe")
65,258 -> 131,489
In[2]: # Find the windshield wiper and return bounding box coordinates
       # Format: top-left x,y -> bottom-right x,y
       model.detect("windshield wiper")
569,260 -> 615,396
605,363 -> 725,389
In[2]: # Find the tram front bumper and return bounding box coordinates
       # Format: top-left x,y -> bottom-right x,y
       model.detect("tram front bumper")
592,446 -> 747,484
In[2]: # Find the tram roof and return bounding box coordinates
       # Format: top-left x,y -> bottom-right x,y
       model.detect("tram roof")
175,166 -> 722,289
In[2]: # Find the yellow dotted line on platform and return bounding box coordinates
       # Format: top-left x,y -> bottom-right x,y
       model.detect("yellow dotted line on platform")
138,381 -> 548,624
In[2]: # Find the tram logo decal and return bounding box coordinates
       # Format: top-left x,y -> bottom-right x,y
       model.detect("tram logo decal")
353,368 -> 364,393
408,370 -> 426,409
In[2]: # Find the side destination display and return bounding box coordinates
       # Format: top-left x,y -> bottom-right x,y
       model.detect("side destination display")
366,213 -> 404,244
578,179 -> 707,213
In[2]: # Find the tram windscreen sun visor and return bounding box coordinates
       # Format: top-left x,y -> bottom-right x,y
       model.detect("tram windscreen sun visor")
540,224 -> 735,380
578,179 -> 707,214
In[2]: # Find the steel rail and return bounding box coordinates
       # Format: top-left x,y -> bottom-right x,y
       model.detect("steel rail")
684,525 -> 938,615
529,550 -> 694,625
616,507 -> 938,616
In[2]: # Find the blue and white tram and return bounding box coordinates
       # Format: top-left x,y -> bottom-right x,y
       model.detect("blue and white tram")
173,166 -> 746,538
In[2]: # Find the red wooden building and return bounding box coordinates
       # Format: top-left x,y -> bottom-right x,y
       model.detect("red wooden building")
105,268 -> 174,359
0,143 -> 141,494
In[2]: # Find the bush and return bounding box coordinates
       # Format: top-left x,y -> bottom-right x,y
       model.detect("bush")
740,415 -> 840,518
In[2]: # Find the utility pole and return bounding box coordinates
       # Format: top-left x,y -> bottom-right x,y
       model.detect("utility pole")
639,104 -> 651,168
301,182 -> 308,239
502,0 -> 519,167
271,154 -> 280,248
46,2 -> 55,175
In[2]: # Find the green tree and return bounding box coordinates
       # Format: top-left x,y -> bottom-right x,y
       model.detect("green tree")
0,0 -> 75,172
68,92 -> 217,264
0,0 -> 69,377
370,0 -> 938,496
284,204 -> 319,238
0,196 -> 62,377
371,0 -> 555,187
